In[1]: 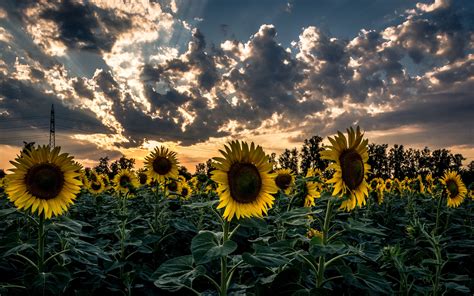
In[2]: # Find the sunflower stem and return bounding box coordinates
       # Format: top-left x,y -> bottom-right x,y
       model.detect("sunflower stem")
316,198 -> 333,288
434,193 -> 443,234
220,219 -> 230,296
37,213 -> 45,273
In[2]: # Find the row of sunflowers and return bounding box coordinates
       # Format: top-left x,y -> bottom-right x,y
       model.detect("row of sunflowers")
1,127 -> 470,221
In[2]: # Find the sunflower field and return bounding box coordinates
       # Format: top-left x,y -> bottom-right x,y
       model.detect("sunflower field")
0,127 -> 473,295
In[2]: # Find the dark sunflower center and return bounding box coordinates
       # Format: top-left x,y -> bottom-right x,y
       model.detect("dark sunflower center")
167,181 -> 178,191
139,173 -> 147,185
339,149 -> 364,190
182,188 -> 188,196
25,163 -> 64,200
152,156 -> 172,175
446,180 -> 458,198
91,182 -> 102,190
386,182 -> 391,190
120,176 -> 131,187
228,163 -> 262,204
275,174 -> 292,190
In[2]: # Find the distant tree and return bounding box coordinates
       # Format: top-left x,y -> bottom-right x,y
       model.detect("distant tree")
22,141 -> 36,156
205,159 -> 215,177
94,156 -> 110,175
431,149 -> 453,177
403,148 -> 420,178
110,156 -> 135,177
418,147 -> 432,176
195,163 -> 206,175
278,148 -> 299,174
300,135 -> 327,175
368,144 -> 389,178
388,144 -> 405,179
268,152 -> 278,170
178,166 -> 192,180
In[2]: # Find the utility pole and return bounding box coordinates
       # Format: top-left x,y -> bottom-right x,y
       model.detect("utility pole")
49,104 -> 55,148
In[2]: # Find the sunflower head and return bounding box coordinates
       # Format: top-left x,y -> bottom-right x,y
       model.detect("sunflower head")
274,169 -> 295,195
179,182 -> 193,200
320,126 -> 370,211
303,180 -> 320,207
385,179 -> 393,192
211,141 -> 278,221
137,171 -> 149,186
144,146 -> 179,183
113,169 -> 139,195
440,171 -> 467,208
306,168 -> 322,178
5,146 -> 82,219
88,179 -> 106,195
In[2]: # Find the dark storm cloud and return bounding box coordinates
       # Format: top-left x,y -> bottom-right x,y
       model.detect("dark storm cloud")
97,67 -> 229,146
0,0 -> 132,53
41,0 -> 131,52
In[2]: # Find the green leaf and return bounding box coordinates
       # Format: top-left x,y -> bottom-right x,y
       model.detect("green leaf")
242,245 -> 289,268
342,218 -> 386,236
354,264 -> 392,294
153,255 -> 205,292
191,231 -> 237,264
0,208 -> 17,217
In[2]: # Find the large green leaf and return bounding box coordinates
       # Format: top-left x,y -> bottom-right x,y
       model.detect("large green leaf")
242,245 -> 289,268
191,231 -> 237,264
153,255 -> 205,292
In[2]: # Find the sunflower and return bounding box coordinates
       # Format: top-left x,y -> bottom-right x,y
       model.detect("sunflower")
303,180 -> 320,207
88,178 -> 106,195
137,171 -> 149,186
144,146 -> 179,183
384,179 -> 393,193
320,126 -> 370,211
211,141 -> 278,221
307,228 -> 323,239
375,181 -> 385,205
425,174 -> 434,194
179,182 -> 193,200
369,178 -> 382,191
166,179 -> 181,192
113,170 -> 139,194
274,169 -> 295,194
5,146 -> 82,219
440,171 -> 467,208
306,168 -> 322,178
416,175 -> 425,193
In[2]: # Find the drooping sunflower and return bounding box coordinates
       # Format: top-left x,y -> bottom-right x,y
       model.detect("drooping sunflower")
425,174 -> 434,194
375,181 -> 385,205
320,126 -> 370,211
211,141 -> 278,221
5,146 -> 82,219
113,169 -> 139,194
303,180 -> 320,207
440,171 -> 467,208
274,169 -> 295,194
144,146 -> 179,183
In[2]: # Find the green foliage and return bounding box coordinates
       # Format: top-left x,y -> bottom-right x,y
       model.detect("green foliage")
0,184 -> 472,295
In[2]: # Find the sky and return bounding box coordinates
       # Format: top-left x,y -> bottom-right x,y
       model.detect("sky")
0,0 -> 473,172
